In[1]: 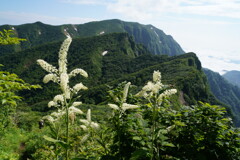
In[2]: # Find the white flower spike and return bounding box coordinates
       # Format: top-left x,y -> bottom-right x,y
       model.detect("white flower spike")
108,103 -> 119,110
123,82 -> 131,102
122,103 -> 139,111
69,68 -> 88,78
43,73 -> 59,83
153,70 -> 161,83
58,37 -> 72,74
37,59 -> 58,73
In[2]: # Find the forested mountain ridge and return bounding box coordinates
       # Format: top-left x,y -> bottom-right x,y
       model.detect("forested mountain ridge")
203,68 -> 240,126
223,70 -> 240,88
0,33 -> 217,113
0,19 -> 184,56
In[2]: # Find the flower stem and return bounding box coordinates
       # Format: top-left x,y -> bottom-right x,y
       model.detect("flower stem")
65,100 -> 69,160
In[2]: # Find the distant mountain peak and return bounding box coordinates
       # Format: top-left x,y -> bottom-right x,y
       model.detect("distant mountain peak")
0,19 -> 185,56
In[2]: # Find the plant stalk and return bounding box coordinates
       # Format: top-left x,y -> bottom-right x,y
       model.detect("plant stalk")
65,99 -> 69,160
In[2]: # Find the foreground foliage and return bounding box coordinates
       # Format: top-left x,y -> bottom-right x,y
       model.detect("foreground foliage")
0,67 -> 40,134
1,32 -> 240,160
0,29 -> 40,159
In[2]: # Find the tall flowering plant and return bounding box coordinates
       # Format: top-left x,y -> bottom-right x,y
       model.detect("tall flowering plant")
37,36 -> 96,159
136,70 -> 177,160
106,82 -> 141,159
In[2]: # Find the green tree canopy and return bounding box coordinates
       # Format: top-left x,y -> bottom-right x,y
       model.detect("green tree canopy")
0,29 -> 26,45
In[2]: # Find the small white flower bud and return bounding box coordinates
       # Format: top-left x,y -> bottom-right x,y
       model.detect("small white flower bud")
90,122 -> 100,130
108,103 -> 119,110
80,125 -> 88,131
80,119 -> 90,126
142,81 -> 154,92
122,103 -> 139,111
69,68 -> 88,78
73,83 -> 88,92
69,106 -> 83,115
48,101 -> 57,108
153,70 -> 161,82
87,109 -> 91,122
43,73 -> 59,83
123,82 -> 131,102
53,94 -> 64,103
72,102 -> 82,107
43,115 -> 55,123
37,59 -> 58,73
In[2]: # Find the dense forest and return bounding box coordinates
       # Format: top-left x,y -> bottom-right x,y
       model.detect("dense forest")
204,69 -> 240,126
0,20 -> 240,159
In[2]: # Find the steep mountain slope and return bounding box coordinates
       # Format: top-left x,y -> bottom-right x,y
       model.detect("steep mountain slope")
0,33 -> 149,110
203,68 -> 240,126
0,33 -> 218,114
0,19 -> 184,56
223,70 -> 240,88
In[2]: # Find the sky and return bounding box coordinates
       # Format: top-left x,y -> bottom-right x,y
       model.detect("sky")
1,0 -> 240,74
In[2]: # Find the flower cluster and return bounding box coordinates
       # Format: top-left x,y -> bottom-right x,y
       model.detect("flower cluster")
43,73 -> 59,83
58,37 -> 72,74
47,94 -> 65,108
43,105 -> 83,124
73,83 -> 88,93
108,103 -> 139,111
157,89 -> 177,104
69,69 -> 88,78
136,70 -> 164,98
80,109 -> 99,131
136,70 -> 177,105
37,36 -> 99,156
37,36 -> 88,100
69,105 -> 83,123
42,109 -> 65,124
37,59 -> 58,73
108,82 -> 140,115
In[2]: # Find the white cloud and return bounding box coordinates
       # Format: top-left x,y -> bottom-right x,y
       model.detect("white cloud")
194,48 -> 240,74
200,55 -> 240,75
106,0 -> 240,20
0,11 -> 95,25
107,0 -> 153,20
57,0 -> 240,23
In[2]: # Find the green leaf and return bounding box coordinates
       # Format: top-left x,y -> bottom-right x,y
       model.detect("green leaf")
43,135 -> 69,149
2,99 -> 7,104
162,142 -> 175,147
130,149 -> 148,160
43,135 -> 59,143
174,120 -> 186,126
133,136 -> 141,141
